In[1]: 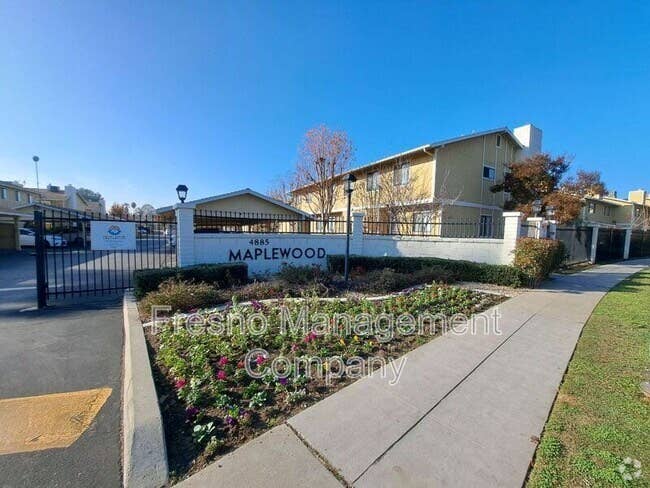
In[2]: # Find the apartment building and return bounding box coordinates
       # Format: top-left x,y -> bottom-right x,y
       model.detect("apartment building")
581,190 -> 650,229
0,181 -> 41,249
292,123 -> 542,235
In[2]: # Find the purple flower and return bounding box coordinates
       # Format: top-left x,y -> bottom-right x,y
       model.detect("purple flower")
185,406 -> 199,419
251,299 -> 264,311
225,415 -> 237,426
278,377 -> 289,386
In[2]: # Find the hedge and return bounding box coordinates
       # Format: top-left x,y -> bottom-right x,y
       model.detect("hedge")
513,238 -> 566,286
133,263 -> 248,299
327,255 -> 525,288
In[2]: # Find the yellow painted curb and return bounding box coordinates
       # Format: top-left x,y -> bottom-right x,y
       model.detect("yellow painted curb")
0,387 -> 111,455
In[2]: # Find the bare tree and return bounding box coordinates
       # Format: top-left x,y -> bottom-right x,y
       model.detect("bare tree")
294,125 -> 354,219
268,174 -> 295,205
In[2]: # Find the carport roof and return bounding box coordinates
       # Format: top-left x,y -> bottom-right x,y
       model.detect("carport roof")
156,188 -> 312,218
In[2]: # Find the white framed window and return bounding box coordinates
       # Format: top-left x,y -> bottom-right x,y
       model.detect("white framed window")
1,188 -> 7,199
483,165 -> 496,180
367,171 -> 379,191
15,191 -> 21,202
393,162 -> 410,186
479,215 -> 493,237
588,202 -> 596,214
496,134 -> 502,148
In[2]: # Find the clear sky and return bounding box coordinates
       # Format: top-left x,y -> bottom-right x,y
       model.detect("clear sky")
1,1 -> 648,208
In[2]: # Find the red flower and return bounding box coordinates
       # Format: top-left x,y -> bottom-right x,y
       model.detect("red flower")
216,370 -> 227,381
236,360 -> 245,369
175,378 -> 187,389
255,354 -> 267,365
218,356 -> 229,367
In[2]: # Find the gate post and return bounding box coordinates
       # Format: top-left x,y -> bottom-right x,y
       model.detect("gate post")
502,212 -> 523,264
589,225 -> 599,264
34,210 -> 47,309
623,227 -> 632,260
351,212 -> 364,255
174,203 -> 196,267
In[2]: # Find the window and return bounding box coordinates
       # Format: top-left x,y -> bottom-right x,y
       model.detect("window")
496,134 -> 502,148
28,194 -> 34,203
483,165 -> 496,180
15,191 -> 21,202
367,171 -> 379,191
412,212 -> 432,235
588,202 -> 596,214
479,215 -> 493,237
1,188 -> 6,199
603,206 -> 611,217
393,162 -> 410,186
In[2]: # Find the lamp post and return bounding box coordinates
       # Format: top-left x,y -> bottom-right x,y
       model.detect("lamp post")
545,205 -> 556,219
343,173 -> 357,283
33,156 -> 42,203
532,199 -> 542,217
176,184 -> 188,203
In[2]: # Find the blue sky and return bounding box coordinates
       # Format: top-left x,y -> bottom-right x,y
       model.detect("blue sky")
1,1 -> 648,208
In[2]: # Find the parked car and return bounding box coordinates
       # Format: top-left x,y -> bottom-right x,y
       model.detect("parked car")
19,228 -> 36,247
43,234 -> 68,248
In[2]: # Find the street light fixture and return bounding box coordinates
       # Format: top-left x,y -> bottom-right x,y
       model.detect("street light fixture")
176,184 -> 188,203
343,173 -> 357,283
532,199 -> 542,217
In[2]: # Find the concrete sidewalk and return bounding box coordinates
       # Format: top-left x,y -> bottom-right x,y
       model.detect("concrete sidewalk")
179,260 -> 650,488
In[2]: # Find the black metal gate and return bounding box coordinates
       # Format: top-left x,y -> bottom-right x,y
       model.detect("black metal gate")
34,208 -> 176,307
630,230 -> 650,258
595,227 -> 626,262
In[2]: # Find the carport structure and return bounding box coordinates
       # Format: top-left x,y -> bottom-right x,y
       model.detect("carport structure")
0,210 -> 31,251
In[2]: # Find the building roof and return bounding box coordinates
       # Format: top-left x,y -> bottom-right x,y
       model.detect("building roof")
584,195 -> 633,207
0,180 -> 39,193
156,188 -> 313,218
292,126 -> 524,192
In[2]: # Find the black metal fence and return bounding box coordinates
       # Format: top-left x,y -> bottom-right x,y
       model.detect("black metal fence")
34,208 -> 176,306
595,227 -> 627,262
362,218 -> 505,239
630,230 -> 650,258
556,226 -> 593,264
194,210 -> 347,234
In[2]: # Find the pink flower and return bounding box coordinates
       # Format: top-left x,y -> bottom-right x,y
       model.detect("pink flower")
304,331 -> 318,343
218,356 -> 229,367
290,343 -> 299,352
255,354 -> 267,365
175,378 -> 187,389
236,360 -> 245,369
216,370 -> 228,381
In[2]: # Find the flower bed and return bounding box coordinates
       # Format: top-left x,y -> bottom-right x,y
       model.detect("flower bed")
145,283 -> 505,481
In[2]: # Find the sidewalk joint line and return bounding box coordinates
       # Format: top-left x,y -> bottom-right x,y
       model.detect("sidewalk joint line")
285,422 -> 350,487
352,312 -> 540,484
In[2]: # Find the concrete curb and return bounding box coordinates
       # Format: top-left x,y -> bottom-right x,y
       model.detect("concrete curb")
122,292 -> 169,488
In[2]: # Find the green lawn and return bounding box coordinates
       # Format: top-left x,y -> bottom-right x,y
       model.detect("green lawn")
527,270 -> 650,487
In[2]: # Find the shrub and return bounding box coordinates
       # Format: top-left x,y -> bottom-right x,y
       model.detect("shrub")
276,264 -> 330,285
355,266 -> 457,293
232,280 -> 289,301
514,238 -> 566,286
138,279 -> 220,319
133,263 -> 248,299
327,255 -> 525,288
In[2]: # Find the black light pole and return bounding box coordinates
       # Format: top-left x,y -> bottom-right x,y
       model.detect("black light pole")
343,173 -> 357,283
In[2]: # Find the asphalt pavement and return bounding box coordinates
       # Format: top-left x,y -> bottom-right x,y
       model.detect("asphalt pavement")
0,252 -> 123,487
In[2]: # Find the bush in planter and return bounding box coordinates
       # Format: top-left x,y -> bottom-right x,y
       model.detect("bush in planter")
276,264 -> 330,286
138,279 -> 221,319
133,262 -> 248,299
513,238 -> 567,286
327,255 -> 525,288
354,266 -> 457,293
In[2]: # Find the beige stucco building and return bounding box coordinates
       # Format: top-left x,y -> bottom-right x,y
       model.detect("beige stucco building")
581,190 -> 650,229
292,124 -> 542,236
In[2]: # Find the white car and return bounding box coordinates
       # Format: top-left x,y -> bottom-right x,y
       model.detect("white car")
19,229 -> 67,248
19,228 -> 36,247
